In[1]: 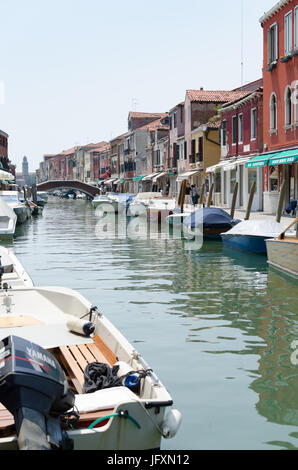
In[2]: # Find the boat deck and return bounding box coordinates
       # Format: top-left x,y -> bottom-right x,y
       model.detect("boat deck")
281,236 -> 298,243
0,334 -> 119,438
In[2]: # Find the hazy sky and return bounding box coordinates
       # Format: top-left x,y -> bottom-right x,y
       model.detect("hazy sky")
0,0 -> 275,172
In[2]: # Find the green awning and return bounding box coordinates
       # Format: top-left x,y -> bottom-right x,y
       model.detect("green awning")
168,173 -> 175,177
245,155 -> 270,168
132,176 -> 145,181
269,148 -> 298,166
246,149 -> 298,168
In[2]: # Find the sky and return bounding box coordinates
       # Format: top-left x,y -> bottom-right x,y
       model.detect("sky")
0,0 -> 275,172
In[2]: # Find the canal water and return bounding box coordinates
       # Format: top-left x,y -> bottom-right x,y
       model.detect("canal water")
6,198 -> 298,450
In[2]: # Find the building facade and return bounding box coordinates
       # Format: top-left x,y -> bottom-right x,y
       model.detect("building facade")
217,87 -> 264,211
258,0 -> 298,213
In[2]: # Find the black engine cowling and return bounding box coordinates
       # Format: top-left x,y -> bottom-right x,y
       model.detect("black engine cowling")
0,335 -> 75,450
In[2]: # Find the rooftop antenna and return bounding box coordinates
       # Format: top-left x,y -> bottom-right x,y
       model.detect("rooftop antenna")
241,0 -> 244,87
131,98 -> 139,111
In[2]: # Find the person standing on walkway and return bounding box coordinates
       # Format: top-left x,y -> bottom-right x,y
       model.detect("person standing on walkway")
191,184 -> 199,206
185,182 -> 191,204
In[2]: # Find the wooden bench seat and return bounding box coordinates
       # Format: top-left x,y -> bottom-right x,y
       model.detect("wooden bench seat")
0,334 -> 119,436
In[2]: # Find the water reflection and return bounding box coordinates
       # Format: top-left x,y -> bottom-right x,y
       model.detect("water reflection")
7,197 -> 298,449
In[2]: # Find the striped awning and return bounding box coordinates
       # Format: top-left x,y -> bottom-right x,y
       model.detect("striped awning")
104,178 -> 117,185
176,169 -> 200,181
152,172 -> 167,182
142,172 -> 160,181
206,161 -> 229,173
223,157 -> 252,171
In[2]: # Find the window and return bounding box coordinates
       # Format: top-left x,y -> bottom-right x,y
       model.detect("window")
238,114 -> 243,143
179,143 -> 184,161
221,120 -> 227,146
285,86 -> 292,126
184,141 -> 187,160
198,137 -> 203,162
285,11 -> 293,55
191,139 -> 196,156
270,93 -> 277,130
295,6 -> 298,50
295,82 -> 298,124
268,23 -> 278,64
180,107 -> 184,123
174,112 -> 177,128
176,145 -> 180,161
232,116 -> 237,144
251,108 -> 257,140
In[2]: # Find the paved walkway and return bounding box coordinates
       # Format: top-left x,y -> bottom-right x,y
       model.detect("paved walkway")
181,203 -> 296,227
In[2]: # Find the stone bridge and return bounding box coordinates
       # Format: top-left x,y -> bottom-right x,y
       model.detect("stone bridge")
36,180 -> 100,198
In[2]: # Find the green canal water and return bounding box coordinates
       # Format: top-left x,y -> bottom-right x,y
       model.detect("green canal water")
6,198 -> 298,450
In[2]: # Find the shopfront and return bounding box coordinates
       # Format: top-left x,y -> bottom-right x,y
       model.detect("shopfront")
247,148 -> 298,214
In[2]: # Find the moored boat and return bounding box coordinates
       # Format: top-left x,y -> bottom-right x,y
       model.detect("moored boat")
37,191 -> 48,202
0,190 -> 31,224
221,219 -> 285,254
128,193 -> 175,222
265,217 -> 298,278
183,207 -> 240,240
92,194 -> 117,212
0,250 -> 181,450
0,199 -> 17,239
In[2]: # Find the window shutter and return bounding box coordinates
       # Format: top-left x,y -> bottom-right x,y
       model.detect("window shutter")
267,29 -> 271,64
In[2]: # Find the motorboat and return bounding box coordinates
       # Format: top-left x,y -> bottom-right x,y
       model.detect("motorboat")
92,194 -> 118,213
166,206 -> 193,228
107,193 -> 136,214
0,246 -> 33,287
220,219 -> 286,254
93,193 -> 136,215
265,217 -> 298,278
75,193 -> 86,200
0,250 -> 181,450
0,199 -> 17,239
183,207 -> 240,240
37,191 -> 48,202
0,190 -> 31,224
128,193 -> 175,222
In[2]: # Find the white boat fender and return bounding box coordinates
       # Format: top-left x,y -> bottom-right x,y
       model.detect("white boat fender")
162,409 -> 182,439
66,316 -> 95,336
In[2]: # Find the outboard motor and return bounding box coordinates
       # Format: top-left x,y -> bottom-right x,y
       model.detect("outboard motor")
0,335 -> 75,450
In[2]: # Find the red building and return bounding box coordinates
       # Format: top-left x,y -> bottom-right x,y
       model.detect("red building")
0,130 -> 8,158
258,0 -> 298,212
217,85 -> 264,211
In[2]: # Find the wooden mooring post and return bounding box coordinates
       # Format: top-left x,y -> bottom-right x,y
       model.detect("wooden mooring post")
230,182 -> 238,219
244,181 -> 256,220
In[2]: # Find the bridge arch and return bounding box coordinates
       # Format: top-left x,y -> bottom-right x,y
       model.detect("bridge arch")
36,180 -> 100,198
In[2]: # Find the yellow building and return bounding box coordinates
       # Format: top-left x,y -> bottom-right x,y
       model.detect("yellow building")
189,119 -> 221,190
